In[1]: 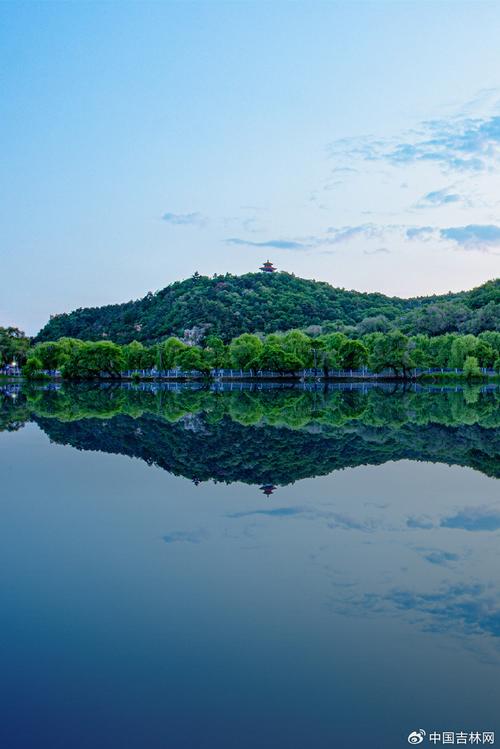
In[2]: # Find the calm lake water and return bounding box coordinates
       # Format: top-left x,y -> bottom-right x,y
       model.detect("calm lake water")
1,382 -> 499,748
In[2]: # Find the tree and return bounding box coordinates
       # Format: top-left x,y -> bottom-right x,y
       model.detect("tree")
466,301 -> 500,334
258,342 -> 303,375
408,335 -> 431,368
479,331 -> 500,353
0,327 -> 30,366
32,341 -> 64,370
356,315 -> 391,335
449,334 -> 478,369
122,341 -> 147,370
315,333 -> 347,375
176,346 -> 212,376
463,356 -> 481,380
338,339 -> 369,370
401,302 -> 472,335
427,334 -> 456,368
204,335 -> 228,369
22,356 -> 44,379
474,340 -> 495,368
369,331 -> 415,377
61,341 -> 124,379
281,330 -> 313,368
229,334 -> 263,374
158,338 -> 188,369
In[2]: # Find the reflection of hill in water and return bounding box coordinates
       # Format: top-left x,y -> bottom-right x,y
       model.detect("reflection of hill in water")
2,384 -> 500,484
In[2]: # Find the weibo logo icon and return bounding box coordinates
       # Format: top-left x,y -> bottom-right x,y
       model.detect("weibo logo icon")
408,730 -> 426,745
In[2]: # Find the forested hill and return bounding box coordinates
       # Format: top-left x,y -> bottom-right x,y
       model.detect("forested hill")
35,272 -> 500,344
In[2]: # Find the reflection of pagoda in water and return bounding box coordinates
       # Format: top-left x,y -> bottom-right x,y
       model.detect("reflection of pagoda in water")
259,259 -> 276,273
259,483 -> 277,497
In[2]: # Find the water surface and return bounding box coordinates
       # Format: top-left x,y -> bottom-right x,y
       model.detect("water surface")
1,383 -> 499,748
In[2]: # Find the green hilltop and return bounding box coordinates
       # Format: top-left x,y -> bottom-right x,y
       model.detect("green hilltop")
35,270 -> 499,344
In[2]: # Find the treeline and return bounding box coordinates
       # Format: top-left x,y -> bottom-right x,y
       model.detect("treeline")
0,327 -> 30,367
35,272 -> 500,344
23,329 -> 500,379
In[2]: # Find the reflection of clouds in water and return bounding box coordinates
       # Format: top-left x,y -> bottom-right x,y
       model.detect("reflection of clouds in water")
415,548 -> 461,567
386,584 -> 500,640
163,529 -> 209,544
227,507 -> 306,519
222,523 -> 263,550
441,507 -> 500,532
407,506 -> 500,534
325,513 -> 377,532
325,580 -> 500,662
227,506 -> 379,532
407,516 -> 434,530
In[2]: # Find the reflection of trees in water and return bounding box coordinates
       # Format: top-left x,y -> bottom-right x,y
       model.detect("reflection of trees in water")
5,381 -> 500,427
0,385 -> 500,482
2,384 -> 499,485
34,413 -> 500,486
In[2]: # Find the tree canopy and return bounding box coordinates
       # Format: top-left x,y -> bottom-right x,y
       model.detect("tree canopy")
34,272 -> 500,345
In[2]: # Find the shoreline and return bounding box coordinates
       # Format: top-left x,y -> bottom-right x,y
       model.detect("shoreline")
3,373 -> 500,384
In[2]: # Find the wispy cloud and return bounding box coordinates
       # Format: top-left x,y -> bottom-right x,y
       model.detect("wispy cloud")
417,187 -> 462,208
327,224 -> 380,244
226,237 -> 309,250
229,219 -> 500,254
226,225 -> 383,251
326,223 -> 380,244
364,247 -> 391,255
328,109 -> 500,173
405,222 -> 500,250
439,224 -> 500,249
162,211 -> 207,227
406,226 -> 435,241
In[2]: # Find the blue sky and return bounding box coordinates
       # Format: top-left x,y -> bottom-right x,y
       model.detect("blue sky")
1,1 -> 500,334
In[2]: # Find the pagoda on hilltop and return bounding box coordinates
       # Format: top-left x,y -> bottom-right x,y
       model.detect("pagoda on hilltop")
260,259 -> 276,273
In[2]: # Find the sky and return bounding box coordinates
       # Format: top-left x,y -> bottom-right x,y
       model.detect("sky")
1,1 -> 500,335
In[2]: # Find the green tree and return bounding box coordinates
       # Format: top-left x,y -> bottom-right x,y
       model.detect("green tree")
32,341 -> 65,370
176,346 -> 212,376
204,335 -> 228,369
408,335 -> 432,368
463,356 -> 481,380
158,337 -> 188,369
229,334 -> 263,374
449,334 -> 478,369
258,342 -> 303,375
0,327 -> 30,366
369,331 -> 415,377
122,341 -> 147,370
61,341 -> 124,379
479,331 -> 500,353
427,334 -> 457,368
474,340 -> 495,368
22,356 -> 44,379
281,330 -> 313,368
338,339 -> 369,370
